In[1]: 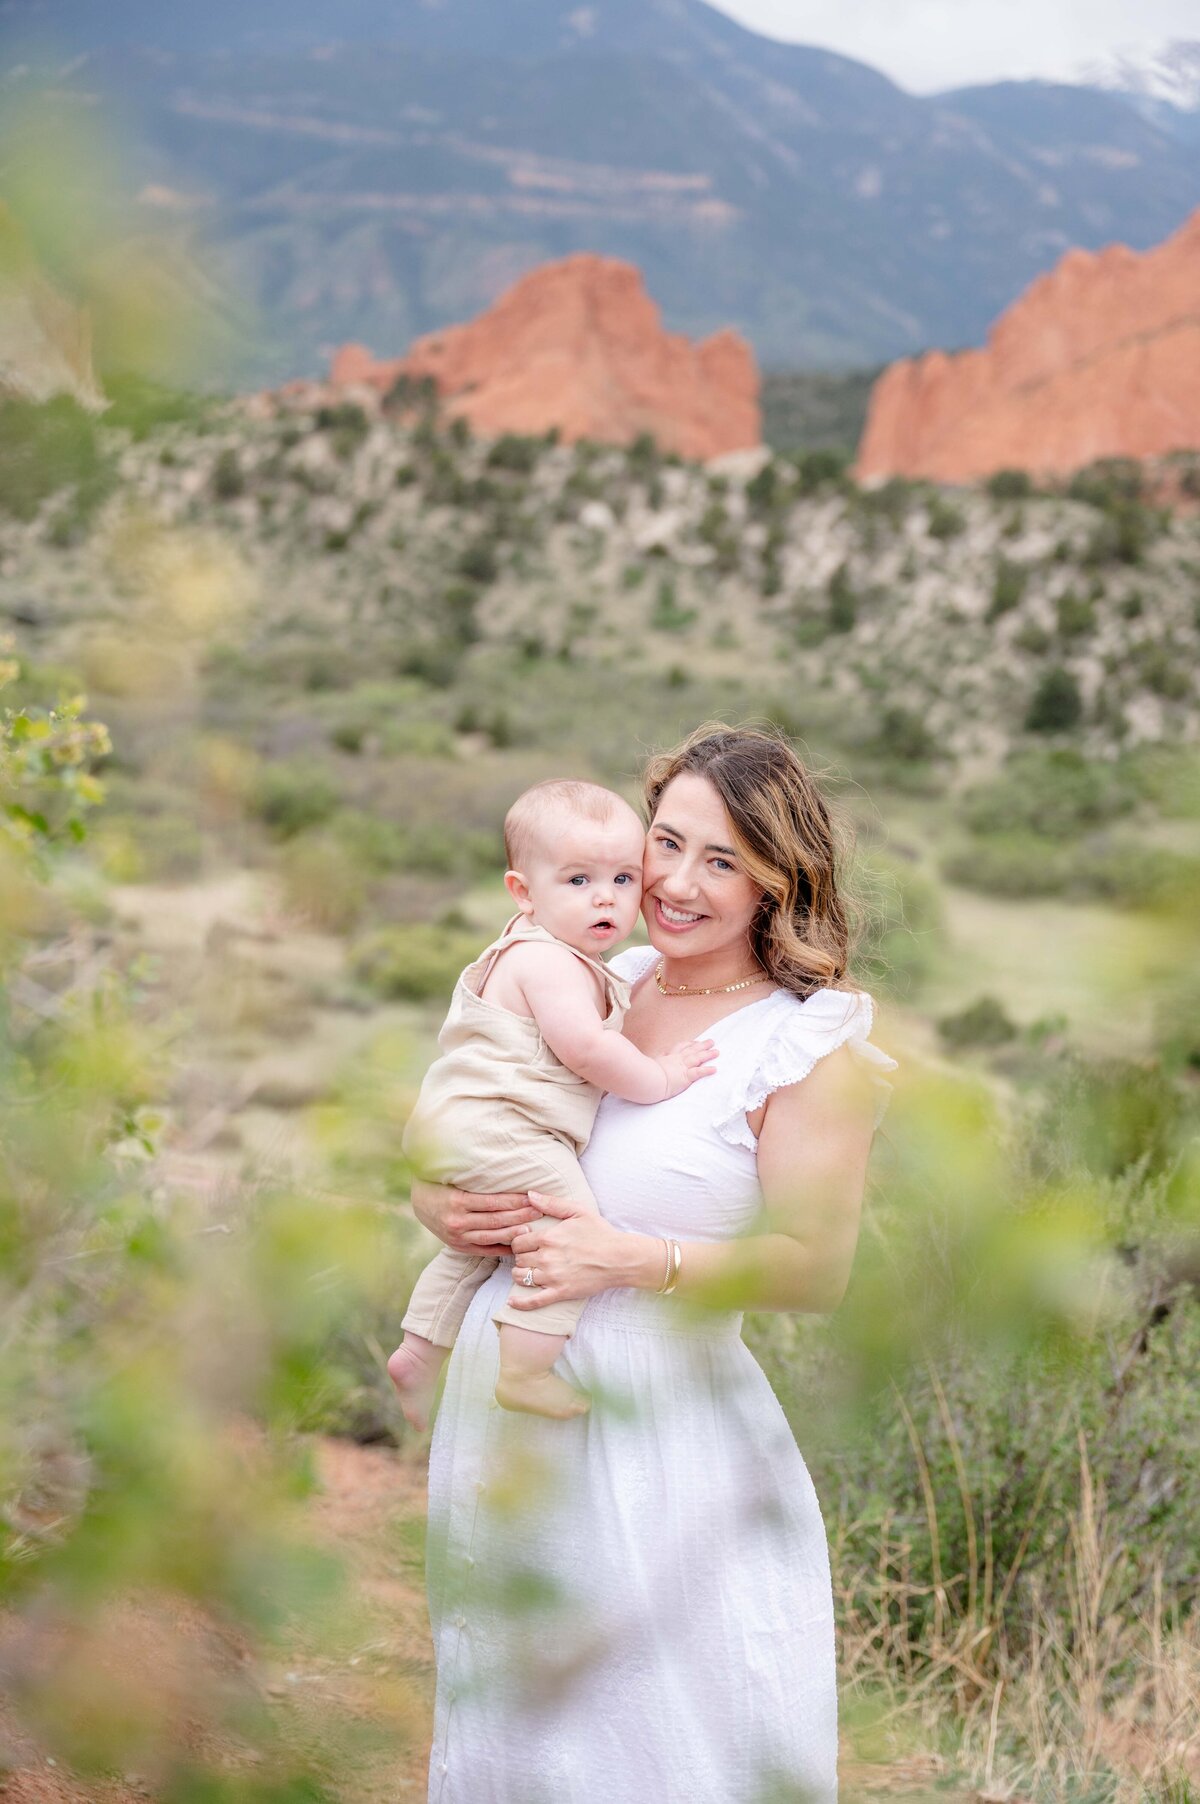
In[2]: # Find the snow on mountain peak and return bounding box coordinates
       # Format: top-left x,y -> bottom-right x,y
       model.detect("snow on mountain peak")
1079,39 -> 1200,115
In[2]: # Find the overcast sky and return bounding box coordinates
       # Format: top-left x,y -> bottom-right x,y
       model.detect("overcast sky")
709,0 -> 1199,94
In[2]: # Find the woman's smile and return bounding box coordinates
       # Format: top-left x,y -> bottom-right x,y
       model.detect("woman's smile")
653,898 -> 707,931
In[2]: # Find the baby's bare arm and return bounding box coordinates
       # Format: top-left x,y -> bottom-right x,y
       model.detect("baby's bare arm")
512,945 -> 716,1103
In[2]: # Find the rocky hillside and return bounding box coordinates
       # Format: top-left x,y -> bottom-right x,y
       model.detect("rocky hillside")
5,394 -> 1199,787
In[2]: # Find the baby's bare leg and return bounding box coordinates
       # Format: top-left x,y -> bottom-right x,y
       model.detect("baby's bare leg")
387,1334 -> 447,1432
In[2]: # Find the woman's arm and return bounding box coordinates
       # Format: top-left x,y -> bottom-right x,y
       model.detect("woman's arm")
507,1045 -> 876,1316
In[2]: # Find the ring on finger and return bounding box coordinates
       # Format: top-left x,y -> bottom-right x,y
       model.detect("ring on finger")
520,1267 -> 536,1288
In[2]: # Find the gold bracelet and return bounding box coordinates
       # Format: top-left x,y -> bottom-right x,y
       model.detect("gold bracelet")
656,1237 -> 672,1294
661,1239 -> 682,1297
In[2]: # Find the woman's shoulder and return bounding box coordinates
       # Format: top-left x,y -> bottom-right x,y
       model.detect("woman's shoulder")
716,984 -> 898,1148
768,983 -> 877,1039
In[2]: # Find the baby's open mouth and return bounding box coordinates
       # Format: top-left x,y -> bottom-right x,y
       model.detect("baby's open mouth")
589,919 -> 617,936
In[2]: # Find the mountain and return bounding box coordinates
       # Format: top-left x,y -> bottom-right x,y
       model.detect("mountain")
1079,40 -> 1200,142
4,1 -> 1200,384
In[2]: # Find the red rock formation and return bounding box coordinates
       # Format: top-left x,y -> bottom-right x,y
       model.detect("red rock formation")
857,209 -> 1200,483
0,202 -> 106,411
330,254 -> 760,460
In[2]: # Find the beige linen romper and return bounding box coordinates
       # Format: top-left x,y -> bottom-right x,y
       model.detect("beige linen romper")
400,913 -> 631,1346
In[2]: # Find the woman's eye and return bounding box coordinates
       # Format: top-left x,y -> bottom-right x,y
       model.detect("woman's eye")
713,858 -> 734,873
656,836 -> 679,852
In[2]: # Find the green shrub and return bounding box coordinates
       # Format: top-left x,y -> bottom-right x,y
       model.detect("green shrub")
1133,638 -> 1192,702
1026,666 -> 1082,733
384,371 -> 438,414
349,922 -> 481,1002
986,468 -> 1033,500
1014,621 -> 1051,655
396,641 -> 463,688
746,459 -> 787,517
926,495 -> 967,540
249,762 -> 338,839
333,810 -> 498,879
1082,502 -> 1150,567
315,400 -> 368,449
626,431 -> 660,480
1035,1055 -> 1186,1180
1063,838 -> 1200,911
828,562 -> 856,633
211,447 -> 245,500
961,749 -> 1136,840
457,539 -> 499,585
278,831 -> 368,932
938,995 -> 1018,1050
941,833 -> 1068,898
875,706 -> 938,763
1067,458 -> 1144,510
650,580 -> 696,633
486,433 -> 540,475
697,502 -> 739,573
792,449 -> 849,496
441,583 -> 481,646
988,557 -> 1028,621
1123,747 -> 1200,818
1054,589 -> 1095,637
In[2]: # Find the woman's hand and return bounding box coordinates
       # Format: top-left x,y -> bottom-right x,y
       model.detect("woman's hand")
509,1192 -> 654,1311
410,1178 -> 539,1257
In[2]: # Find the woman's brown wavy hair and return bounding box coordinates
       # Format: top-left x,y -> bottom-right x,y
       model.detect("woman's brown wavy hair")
642,722 -> 853,1000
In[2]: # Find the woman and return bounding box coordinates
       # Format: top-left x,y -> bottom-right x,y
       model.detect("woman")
410,724 -> 897,1804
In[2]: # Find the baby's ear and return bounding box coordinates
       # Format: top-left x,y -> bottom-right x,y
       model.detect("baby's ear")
504,869 -> 534,913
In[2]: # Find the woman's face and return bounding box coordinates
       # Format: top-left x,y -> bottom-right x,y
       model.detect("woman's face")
642,773 -> 763,963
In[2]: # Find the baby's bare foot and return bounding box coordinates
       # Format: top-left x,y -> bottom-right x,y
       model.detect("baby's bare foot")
387,1341 -> 445,1432
495,1368 -> 591,1421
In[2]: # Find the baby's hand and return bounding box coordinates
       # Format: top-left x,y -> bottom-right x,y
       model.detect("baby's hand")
655,1038 -> 719,1100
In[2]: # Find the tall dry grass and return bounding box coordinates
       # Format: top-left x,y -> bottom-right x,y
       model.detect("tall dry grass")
835,1401 -> 1199,1799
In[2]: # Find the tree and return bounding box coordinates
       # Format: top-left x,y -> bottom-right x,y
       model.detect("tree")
1026,666 -> 1082,733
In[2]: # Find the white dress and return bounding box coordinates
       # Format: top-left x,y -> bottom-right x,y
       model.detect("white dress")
424,949 -> 897,1804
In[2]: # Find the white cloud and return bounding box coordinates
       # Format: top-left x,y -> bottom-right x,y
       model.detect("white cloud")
708,0 -> 1200,94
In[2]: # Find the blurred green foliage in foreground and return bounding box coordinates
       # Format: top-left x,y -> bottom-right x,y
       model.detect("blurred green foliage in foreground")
1,659 -> 430,1795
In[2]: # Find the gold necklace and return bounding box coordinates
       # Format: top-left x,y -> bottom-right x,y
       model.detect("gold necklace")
654,962 -> 771,998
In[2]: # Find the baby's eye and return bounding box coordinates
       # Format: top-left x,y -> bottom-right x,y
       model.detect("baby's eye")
568,874 -> 588,886
614,873 -> 635,885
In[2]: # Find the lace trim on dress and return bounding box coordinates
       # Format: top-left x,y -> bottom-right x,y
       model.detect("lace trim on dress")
715,988 -> 898,1149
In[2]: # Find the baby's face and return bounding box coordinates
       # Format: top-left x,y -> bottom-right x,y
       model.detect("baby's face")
520,810 -> 645,956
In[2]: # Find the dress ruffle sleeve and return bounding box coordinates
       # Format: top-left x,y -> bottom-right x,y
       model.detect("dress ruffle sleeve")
715,988 -> 898,1150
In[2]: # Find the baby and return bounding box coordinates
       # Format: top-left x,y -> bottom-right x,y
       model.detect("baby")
387,778 -> 717,1425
